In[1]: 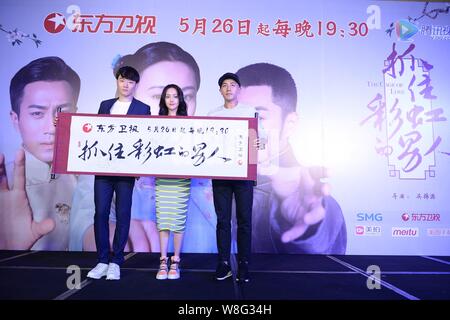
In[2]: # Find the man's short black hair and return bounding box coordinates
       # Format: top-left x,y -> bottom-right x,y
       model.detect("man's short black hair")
218,72 -> 240,87
236,63 -> 297,118
114,42 -> 201,91
115,66 -> 140,83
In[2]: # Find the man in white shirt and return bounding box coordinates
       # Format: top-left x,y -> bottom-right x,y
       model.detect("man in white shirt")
86,66 -> 150,281
208,73 -> 255,283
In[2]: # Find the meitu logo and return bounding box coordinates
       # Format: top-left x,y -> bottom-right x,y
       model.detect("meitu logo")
392,227 -> 419,237
395,19 -> 418,41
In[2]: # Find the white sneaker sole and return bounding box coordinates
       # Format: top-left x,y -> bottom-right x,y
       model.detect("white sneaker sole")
216,271 -> 232,281
87,272 -> 107,279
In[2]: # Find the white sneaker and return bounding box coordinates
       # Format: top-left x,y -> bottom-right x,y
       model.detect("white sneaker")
106,263 -> 120,280
87,263 -> 109,279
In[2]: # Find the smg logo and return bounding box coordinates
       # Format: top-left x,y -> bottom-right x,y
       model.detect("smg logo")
357,213 -> 383,222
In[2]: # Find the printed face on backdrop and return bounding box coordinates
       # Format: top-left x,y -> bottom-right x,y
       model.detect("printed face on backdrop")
239,84 -> 284,170
10,80 -> 77,164
135,61 -> 197,116
239,85 -> 284,137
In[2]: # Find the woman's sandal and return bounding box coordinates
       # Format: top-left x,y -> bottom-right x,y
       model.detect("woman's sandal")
156,257 -> 169,280
168,256 -> 180,280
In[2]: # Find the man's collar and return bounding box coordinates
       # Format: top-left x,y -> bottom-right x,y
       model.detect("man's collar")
23,149 -> 55,183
